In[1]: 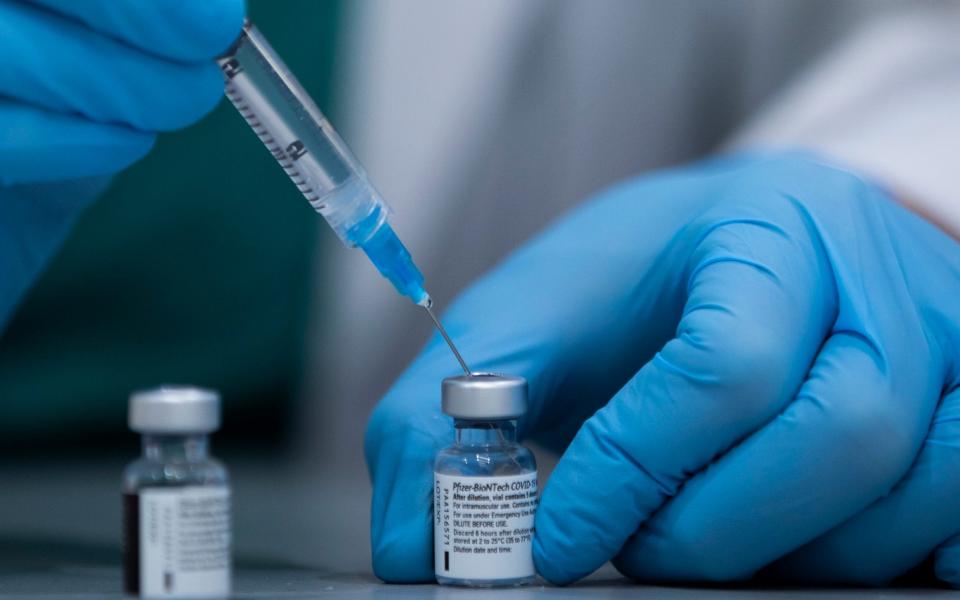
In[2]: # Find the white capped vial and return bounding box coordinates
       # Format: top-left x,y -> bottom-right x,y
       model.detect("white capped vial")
434,374 -> 538,586
122,387 -> 231,599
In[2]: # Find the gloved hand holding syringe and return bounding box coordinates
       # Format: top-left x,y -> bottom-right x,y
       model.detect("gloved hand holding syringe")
218,21 -> 470,374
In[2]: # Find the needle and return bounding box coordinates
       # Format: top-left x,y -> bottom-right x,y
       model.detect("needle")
424,302 -> 472,376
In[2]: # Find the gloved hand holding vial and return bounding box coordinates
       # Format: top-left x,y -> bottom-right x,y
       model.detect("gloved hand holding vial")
366,155 -> 960,587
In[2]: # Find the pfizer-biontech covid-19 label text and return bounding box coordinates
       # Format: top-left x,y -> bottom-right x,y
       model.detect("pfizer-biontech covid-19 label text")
434,472 -> 538,581
136,487 -> 230,598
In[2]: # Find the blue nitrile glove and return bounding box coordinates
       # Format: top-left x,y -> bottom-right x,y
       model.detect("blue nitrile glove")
365,153 -> 960,586
0,0 -> 244,329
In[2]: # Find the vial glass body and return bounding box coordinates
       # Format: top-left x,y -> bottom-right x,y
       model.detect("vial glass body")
434,419 -> 538,587
123,434 -> 228,493
123,434 -> 230,599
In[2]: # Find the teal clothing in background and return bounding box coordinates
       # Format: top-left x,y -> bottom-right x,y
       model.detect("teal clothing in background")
0,0 -> 341,443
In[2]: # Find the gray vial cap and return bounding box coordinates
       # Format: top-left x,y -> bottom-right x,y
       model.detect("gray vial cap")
129,386 -> 221,434
442,373 -> 527,420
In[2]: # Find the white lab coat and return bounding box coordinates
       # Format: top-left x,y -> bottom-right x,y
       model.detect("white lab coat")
300,0 -> 960,468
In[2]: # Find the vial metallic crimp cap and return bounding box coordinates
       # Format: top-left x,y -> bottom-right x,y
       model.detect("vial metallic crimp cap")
128,386 -> 221,434
441,374 -> 527,420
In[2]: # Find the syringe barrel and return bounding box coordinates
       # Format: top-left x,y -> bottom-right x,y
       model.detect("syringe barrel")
217,21 -> 388,247
218,21 -> 429,306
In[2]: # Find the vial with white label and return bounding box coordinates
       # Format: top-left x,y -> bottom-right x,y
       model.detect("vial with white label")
123,386 -> 231,599
434,374 -> 538,587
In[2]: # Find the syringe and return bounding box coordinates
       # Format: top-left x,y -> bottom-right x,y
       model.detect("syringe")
218,21 -> 471,375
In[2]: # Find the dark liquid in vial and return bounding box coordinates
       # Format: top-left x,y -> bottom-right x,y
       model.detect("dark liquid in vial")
123,493 -> 139,595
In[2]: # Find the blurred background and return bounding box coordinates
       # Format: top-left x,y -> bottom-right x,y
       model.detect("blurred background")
0,0 -> 952,577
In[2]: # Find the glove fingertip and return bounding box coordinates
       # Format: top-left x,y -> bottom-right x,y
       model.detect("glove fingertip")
0,102 -> 156,184
25,0 -> 246,63
148,62 -> 225,132
533,533 -> 579,585
60,128 -> 155,182
173,0 -> 247,60
192,62 -> 229,121
371,521 -> 434,583
122,0 -> 246,62
77,126 -> 155,179
112,130 -> 156,174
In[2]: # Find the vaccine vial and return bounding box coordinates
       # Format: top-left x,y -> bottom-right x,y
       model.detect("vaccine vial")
123,387 -> 231,599
434,374 -> 538,586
